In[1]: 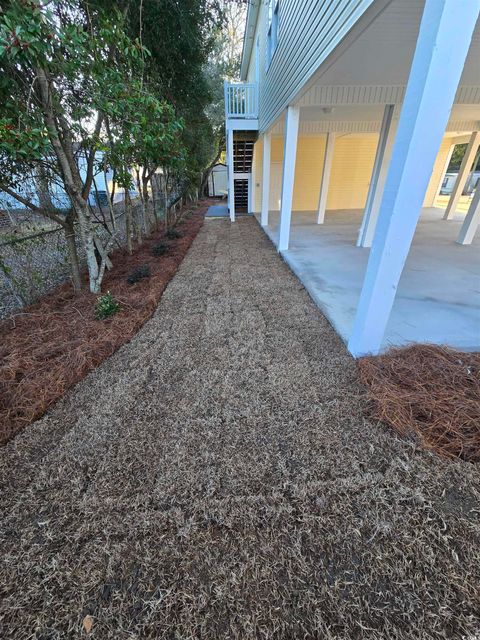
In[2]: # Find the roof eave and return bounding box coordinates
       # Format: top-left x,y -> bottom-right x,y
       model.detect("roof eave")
239,1 -> 261,81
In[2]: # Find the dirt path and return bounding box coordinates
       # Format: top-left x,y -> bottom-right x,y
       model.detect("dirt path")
1,218 -> 479,639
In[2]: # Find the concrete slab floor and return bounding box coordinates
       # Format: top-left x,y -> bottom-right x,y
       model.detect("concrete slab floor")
206,204 -> 229,217
259,208 -> 480,352
206,204 -> 255,219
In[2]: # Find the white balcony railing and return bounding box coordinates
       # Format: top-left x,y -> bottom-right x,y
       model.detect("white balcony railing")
224,82 -> 258,119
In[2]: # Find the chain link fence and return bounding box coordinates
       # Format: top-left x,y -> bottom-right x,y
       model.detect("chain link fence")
1,227 -> 73,318
0,198 -> 166,320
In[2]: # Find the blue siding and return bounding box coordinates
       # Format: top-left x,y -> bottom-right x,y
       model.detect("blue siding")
247,0 -> 376,131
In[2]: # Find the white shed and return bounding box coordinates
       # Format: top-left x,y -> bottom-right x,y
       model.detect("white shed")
207,163 -> 228,197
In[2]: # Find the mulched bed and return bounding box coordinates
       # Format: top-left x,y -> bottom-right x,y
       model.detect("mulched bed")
358,344 -> 480,462
0,201 -> 207,445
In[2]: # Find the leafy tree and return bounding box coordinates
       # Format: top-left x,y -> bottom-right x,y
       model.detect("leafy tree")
0,0 -> 162,292
448,143 -> 480,172
110,0 -> 232,195
0,0 -> 238,297
100,74 -> 184,244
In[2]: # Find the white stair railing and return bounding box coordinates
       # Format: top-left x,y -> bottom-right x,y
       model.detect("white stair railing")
224,82 -> 258,118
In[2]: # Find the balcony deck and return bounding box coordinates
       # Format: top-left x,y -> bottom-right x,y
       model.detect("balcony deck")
224,82 -> 259,129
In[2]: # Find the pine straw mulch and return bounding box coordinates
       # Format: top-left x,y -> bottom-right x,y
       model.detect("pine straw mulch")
0,201 -> 208,445
358,344 -> 480,463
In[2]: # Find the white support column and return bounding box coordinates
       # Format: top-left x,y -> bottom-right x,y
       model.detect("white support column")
317,132 -> 335,224
251,143 -> 259,214
278,106 -> 300,251
457,186 -> 480,244
227,127 -> 235,222
357,105 -> 396,247
443,130 -> 480,220
348,0 -> 480,358
433,143 -> 454,201
261,131 -> 271,226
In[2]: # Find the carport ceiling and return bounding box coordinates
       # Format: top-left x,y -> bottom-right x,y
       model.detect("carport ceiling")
306,0 -> 480,90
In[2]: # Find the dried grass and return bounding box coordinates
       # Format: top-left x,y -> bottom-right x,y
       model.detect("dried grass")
358,344 -> 480,462
0,219 -> 479,639
0,202 -> 207,445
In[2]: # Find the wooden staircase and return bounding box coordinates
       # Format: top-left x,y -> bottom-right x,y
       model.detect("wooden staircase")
233,135 -> 257,213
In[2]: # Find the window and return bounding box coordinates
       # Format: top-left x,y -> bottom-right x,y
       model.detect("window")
266,0 -> 279,70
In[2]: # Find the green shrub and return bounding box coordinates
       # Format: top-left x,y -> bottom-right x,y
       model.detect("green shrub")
151,242 -> 169,257
95,291 -> 120,320
165,228 -> 182,240
127,264 -> 151,284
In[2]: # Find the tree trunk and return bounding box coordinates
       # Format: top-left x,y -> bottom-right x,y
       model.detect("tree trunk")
155,173 -> 167,226
125,188 -> 133,255
110,169 -> 117,205
133,203 -> 143,245
35,166 -> 55,211
150,174 -> 159,229
74,199 -> 101,293
104,169 -> 116,231
200,143 -> 223,197
92,177 -> 110,230
36,67 -> 104,293
163,169 -> 170,231
135,169 -> 146,241
142,176 -> 152,234
63,219 -> 82,293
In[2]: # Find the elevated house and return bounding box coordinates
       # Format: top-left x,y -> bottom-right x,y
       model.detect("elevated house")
224,0 -> 480,356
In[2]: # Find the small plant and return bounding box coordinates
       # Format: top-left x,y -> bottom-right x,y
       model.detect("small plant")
127,264 -> 151,284
151,242 -> 169,257
95,291 -> 120,320
165,228 -> 182,240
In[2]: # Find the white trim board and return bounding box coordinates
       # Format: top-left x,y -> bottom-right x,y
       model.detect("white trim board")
299,85 -> 480,107
270,119 -> 480,136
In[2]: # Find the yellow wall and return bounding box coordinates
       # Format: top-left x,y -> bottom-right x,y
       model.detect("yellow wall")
292,136 -> 327,210
251,132 -> 454,212
252,137 -> 263,213
268,134 -> 377,210
327,135 -> 377,210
